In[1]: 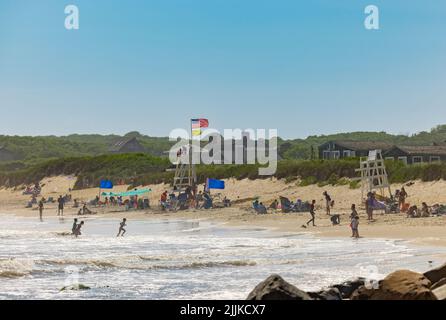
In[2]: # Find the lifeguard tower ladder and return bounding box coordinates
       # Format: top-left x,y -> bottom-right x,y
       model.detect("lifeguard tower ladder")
172,146 -> 196,193
355,150 -> 392,201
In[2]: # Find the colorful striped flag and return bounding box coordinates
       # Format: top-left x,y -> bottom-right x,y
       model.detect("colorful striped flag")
191,118 -> 209,136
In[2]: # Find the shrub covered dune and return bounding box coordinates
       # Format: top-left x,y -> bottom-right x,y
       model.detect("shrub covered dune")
1,154 -> 446,190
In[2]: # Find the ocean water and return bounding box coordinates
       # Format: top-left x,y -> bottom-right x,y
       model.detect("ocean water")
0,215 -> 445,300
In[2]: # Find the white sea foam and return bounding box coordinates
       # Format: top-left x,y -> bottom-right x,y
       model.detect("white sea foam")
0,258 -> 34,278
0,215 -> 445,299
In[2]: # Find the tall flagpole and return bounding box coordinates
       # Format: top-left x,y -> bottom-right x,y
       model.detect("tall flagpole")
190,119 -> 197,187
189,119 -> 193,187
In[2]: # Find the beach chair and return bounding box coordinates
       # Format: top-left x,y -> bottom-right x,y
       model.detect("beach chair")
301,201 -> 311,212
203,194 -> 213,209
257,205 -> 267,214
280,196 -> 292,213
143,198 -> 150,209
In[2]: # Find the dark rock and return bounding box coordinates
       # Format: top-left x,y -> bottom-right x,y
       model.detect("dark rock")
331,278 -> 365,299
424,263 -> 446,284
351,270 -> 436,300
60,284 -> 91,291
247,274 -> 312,300
350,285 -> 377,300
308,287 -> 342,300
431,277 -> 446,290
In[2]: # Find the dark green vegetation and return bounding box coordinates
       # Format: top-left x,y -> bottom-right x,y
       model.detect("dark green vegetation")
0,131 -> 173,165
2,154 -> 446,190
2,125 -> 446,189
0,154 -> 171,189
2,124 -> 446,166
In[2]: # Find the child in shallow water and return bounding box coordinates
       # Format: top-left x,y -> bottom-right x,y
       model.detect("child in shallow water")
74,221 -> 84,238
117,218 -> 127,237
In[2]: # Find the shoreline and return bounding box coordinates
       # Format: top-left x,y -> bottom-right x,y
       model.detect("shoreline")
2,176 -> 446,248
3,205 -> 446,250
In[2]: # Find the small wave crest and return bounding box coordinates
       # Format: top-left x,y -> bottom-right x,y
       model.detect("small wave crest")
39,258 -> 118,269
150,260 -> 257,270
38,256 -> 256,271
0,258 -> 34,278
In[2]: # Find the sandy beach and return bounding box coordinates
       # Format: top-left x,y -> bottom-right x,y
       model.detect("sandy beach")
1,176 -> 446,247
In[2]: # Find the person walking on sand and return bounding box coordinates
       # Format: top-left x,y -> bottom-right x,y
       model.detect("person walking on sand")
74,221 -> 84,238
306,200 -> 316,227
351,216 -> 360,238
350,204 -> 358,237
323,191 -> 332,215
350,204 -> 358,219
117,218 -> 127,237
71,218 -> 78,235
399,187 -> 408,211
38,199 -> 44,221
57,195 -> 65,216
366,192 -> 374,221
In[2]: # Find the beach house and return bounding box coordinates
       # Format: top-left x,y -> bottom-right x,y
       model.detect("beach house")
382,146 -> 446,165
109,137 -> 145,154
318,140 -> 394,160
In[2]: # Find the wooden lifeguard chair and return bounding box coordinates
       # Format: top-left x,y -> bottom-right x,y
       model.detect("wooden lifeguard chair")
172,145 -> 196,193
355,150 -> 392,202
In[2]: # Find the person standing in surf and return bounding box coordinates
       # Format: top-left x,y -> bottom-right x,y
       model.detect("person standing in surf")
71,218 -> 78,235
117,218 -> 127,237
57,195 -> 65,216
38,199 -> 44,221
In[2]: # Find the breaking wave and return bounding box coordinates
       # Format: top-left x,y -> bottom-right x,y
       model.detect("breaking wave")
37,257 -> 256,270
151,260 -> 257,270
0,258 -> 34,278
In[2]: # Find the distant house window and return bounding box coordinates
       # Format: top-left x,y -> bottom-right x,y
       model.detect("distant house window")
323,150 -> 340,160
343,150 -> 356,158
412,156 -> 423,164
430,156 -> 441,163
398,156 -> 408,165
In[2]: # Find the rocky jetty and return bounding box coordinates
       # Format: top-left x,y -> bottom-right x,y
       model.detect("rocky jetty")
247,263 -> 446,300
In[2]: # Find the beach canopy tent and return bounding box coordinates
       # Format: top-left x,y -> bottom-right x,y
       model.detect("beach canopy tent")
205,178 -> 225,191
99,180 -> 114,189
101,189 -> 151,197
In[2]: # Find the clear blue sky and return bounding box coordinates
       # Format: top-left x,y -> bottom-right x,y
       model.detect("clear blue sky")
1,0 -> 445,138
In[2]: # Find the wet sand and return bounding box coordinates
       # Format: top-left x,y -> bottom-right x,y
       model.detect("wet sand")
1,176 -> 446,247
